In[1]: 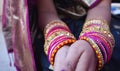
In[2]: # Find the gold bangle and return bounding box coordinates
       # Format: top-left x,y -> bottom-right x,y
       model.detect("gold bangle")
44,20 -> 68,36
44,31 -> 75,55
83,19 -> 109,29
50,39 -> 76,66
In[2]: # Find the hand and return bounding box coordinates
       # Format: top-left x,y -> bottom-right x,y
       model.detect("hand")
54,40 -> 97,71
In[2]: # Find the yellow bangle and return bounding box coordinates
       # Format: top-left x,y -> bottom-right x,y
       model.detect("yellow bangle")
44,31 -> 75,55
44,20 -> 68,36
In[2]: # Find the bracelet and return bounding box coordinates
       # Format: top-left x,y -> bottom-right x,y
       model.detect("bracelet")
44,31 -> 75,54
95,39 -> 108,63
80,32 -> 114,51
80,36 -> 104,70
79,19 -> 115,70
83,19 -> 109,28
81,33 -> 112,63
44,20 -> 69,36
44,20 -> 76,66
44,32 -> 75,55
49,38 -> 76,65
46,26 -> 71,38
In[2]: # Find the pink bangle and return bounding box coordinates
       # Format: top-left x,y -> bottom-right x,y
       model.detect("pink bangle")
87,35 -> 109,63
48,37 -> 69,60
81,32 -> 114,50
79,36 -> 104,70
95,39 -> 108,63
48,36 -> 72,56
81,32 -> 112,62
49,38 -> 75,65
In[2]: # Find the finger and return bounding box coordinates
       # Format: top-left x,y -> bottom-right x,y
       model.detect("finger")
63,40 -> 85,71
75,51 -> 91,71
88,54 -> 97,71
54,45 -> 69,71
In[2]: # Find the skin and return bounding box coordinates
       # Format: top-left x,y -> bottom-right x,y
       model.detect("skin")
37,0 -> 112,71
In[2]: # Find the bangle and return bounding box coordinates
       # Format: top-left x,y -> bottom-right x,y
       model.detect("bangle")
49,38 -> 76,65
45,32 -> 75,55
44,20 -> 76,66
79,19 -> 115,70
46,26 -> 71,38
95,39 -> 108,63
80,36 -> 104,70
44,20 -> 69,36
44,31 -> 75,54
81,33 -> 112,63
80,32 -> 114,51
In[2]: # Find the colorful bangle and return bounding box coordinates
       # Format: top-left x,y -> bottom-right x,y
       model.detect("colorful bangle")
44,20 -> 69,36
46,26 -> 71,38
45,34 -> 75,55
84,19 -> 108,27
80,32 -> 109,63
44,20 -> 76,66
80,36 -> 104,70
79,19 -> 115,70
49,38 -> 76,65
83,34 -> 112,62
95,39 -> 108,63
80,32 -> 113,51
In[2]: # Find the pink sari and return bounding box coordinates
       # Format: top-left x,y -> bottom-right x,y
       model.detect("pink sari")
2,0 -> 36,71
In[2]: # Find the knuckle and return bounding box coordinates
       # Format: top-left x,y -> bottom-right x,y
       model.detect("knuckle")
64,61 -> 74,71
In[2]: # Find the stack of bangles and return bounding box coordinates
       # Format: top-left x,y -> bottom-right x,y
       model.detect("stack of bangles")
79,19 -> 115,70
44,20 -> 76,66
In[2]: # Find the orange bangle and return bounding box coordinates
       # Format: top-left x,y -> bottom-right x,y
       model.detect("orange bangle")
80,36 -> 104,70
50,39 -> 76,66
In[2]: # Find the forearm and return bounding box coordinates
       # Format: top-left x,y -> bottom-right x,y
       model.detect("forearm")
86,0 -> 111,23
37,0 -> 59,31
79,1 -> 114,70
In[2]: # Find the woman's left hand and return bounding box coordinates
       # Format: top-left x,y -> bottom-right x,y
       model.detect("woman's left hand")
54,40 -> 97,71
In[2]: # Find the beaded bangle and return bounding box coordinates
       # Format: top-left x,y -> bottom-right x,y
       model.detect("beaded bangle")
44,20 -> 76,66
80,32 -> 114,51
82,25 -> 110,34
83,23 -> 109,31
49,38 -> 76,65
80,36 -> 104,70
46,26 -> 71,38
83,19 -> 108,28
80,32 -> 110,63
79,19 -> 115,70
95,39 -> 108,63
44,20 -> 69,36
46,34 -> 75,55
44,31 -> 75,54
81,23 -> 115,49
84,34 -> 112,62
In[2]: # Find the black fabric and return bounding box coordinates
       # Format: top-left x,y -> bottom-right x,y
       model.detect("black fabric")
112,0 -> 120,3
